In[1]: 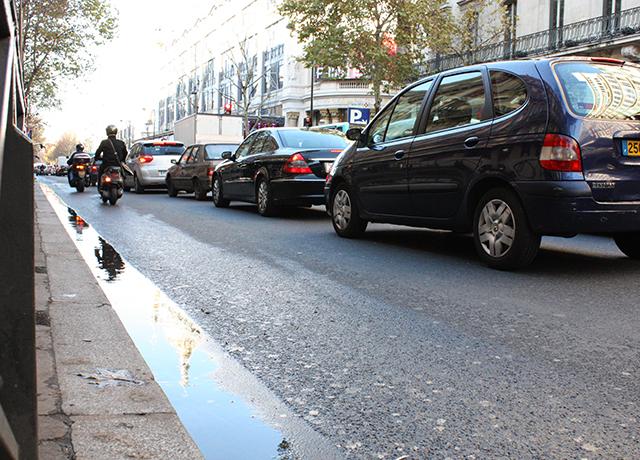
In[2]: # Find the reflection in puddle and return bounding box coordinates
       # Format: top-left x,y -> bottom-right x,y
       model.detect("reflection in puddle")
44,189 -> 295,459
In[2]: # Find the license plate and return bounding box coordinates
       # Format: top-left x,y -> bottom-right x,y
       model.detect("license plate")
323,162 -> 334,173
158,170 -> 166,176
623,140 -> 640,156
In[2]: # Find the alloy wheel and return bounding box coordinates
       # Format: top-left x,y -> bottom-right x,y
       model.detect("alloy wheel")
478,199 -> 516,258
258,181 -> 268,213
333,189 -> 352,231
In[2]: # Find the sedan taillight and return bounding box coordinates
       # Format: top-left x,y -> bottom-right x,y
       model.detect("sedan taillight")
539,134 -> 582,172
282,153 -> 312,175
207,167 -> 214,177
139,155 -> 154,164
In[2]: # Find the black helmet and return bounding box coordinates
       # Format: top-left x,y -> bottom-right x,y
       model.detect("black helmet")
106,125 -> 118,136
76,143 -> 84,152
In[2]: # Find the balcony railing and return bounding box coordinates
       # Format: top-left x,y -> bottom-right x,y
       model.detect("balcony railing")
423,6 -> 640,75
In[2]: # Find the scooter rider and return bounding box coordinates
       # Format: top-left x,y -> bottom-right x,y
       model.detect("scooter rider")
67,143 -> 86,185
95,125 -> 127,191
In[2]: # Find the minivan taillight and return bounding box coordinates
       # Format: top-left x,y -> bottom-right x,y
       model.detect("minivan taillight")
540,134 -> 582,172
282,153 -> 312,174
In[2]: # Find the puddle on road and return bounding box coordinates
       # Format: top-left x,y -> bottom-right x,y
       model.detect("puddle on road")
42,186 -> 302,460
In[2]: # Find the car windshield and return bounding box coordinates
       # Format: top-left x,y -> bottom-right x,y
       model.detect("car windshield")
554,62 -> 640,121
205,144 -> 239,159
142,144 -> 185,155
279,130 -> 347,149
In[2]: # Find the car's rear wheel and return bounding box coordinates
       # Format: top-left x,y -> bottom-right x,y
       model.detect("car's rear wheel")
134,175 -> 145,194
212,175 -> 229,208
613,233 -> 640,259
256,178 -> 278,216
331,184 -> 367,238
473,188 -> 540,270
193,178 -> 207,201
167,177 -> 178,197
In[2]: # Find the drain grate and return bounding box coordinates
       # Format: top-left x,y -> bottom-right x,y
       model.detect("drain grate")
35,310 -> 51,327
35,266 -> 47,274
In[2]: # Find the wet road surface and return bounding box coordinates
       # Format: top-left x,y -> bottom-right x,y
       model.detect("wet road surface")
39,176 -> 640,459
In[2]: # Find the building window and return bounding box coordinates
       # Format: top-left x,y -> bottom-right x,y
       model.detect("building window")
201,59 -> 215,113
262,45 -> 284,96
549,0 -> 565,48
603,0 -> 622,33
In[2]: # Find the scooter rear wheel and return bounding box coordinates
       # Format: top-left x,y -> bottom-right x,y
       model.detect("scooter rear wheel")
108,189 -> 118,205
76,182 -> 85,193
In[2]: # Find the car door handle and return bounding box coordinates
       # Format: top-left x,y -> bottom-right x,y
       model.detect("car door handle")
394,150 -> 406,160
464,136 -> 480,149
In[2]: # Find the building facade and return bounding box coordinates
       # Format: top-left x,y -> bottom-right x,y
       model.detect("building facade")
153,0 -> 381,135
432,0 -> 640,73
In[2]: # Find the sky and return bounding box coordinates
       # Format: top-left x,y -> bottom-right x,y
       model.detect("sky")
41,0 -> 210,148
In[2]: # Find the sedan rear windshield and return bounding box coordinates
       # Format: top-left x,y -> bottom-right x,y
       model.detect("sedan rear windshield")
205,144 -> 239,160
142,144 -> 185,155
554,62 -> 640,121
279,130 -> 347,149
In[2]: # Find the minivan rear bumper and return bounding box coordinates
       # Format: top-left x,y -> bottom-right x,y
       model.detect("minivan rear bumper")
515,181 -> 640,234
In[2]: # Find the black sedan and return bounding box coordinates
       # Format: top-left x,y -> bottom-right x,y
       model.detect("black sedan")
212,128 -> 347,216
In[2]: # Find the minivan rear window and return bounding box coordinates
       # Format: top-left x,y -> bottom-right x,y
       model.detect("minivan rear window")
142,144 -> 185,155
279,130 -> 347,149
554,62 -> 640,121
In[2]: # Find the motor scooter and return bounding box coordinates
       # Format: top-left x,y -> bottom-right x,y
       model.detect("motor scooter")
99,165 -> 125,205
69,153 -> 92,192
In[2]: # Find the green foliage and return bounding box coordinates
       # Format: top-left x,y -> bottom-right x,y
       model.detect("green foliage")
17,0 -> 118,117
279,0 -> 450,112
440,0 -> 513,63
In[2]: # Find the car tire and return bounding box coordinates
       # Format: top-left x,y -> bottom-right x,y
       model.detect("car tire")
193,178 -> 207,201
212,175 -> 230,208
167,177 -> 178,197
134,175 -> 145,194
473,188 -> 540,270
256,178 -> 279,217
331,183 -> 367,238
613,233 -> 640,259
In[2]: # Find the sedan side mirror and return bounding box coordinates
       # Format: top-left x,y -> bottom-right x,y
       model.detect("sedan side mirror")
346,128 -> 363,142
221,151 -> 234,160
171,159 -> 177,164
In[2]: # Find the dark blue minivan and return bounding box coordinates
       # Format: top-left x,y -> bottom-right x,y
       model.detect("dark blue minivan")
325,57 -> 640,269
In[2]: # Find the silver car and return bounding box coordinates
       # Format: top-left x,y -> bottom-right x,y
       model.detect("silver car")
124,141 -> 185,193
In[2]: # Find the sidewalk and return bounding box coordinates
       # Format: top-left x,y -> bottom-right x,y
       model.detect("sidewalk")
34,187 -> 202,459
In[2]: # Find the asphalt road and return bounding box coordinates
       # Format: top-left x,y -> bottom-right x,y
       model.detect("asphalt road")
39,176 -> 639,459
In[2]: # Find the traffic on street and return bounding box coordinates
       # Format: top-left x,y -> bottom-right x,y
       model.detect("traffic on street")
38,174 -> 640,458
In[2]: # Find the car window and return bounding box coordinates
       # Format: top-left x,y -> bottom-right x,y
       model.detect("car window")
178,149 -> 191,164
142,143 -> 185,155
248,132 -> 268,156
186,147 -> 199,163
426,71 -> 488,133
279,130 -> 347,149
262,135 -> 279,152
554,62 -> 640,121
490,71 -> 528,117
205,144 -> 240,160
385,80 -> 433,142
235,133 -> 257,159
367,105 -> 394,145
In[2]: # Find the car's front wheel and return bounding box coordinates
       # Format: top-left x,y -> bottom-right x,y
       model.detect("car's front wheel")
473,188 -> 540,270
331,183 -> 367,238
614,233 -> 640,259
212,175 -> 229,208
167,177 -> 178,197
193,178 -> 208,201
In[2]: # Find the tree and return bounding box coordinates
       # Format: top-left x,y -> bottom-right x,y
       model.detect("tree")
440,0 -> 514,65
51,132 -> 79,159
279,0 -> 450,113
218,37 -> 266,136
16,0 -> 117,122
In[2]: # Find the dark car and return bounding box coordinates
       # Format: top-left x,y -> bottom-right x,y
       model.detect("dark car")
213,128 -> 347,216
165,142 -> 239,200
325,56 -> 640,269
